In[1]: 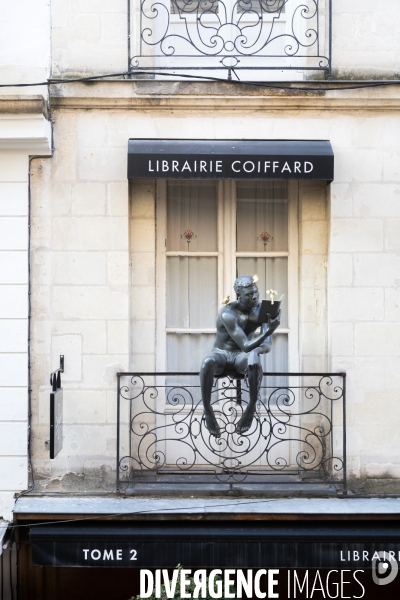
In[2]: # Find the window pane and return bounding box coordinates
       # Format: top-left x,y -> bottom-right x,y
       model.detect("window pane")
167,180 -> 218,252
167,333 -> 214,372
171,0 -> 219,14
237,0 -> 285,14
261,333 -> 288,372
166,333 -> 214,405
167,257 -> 218,328
236,181 -> 288,252
237,257 -> 288,327
260,334 -> 289,396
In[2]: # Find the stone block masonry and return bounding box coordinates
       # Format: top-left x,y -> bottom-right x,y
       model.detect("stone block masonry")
25,95 -> 400,494
29,110 -> 130,491
0,155 -> 29,520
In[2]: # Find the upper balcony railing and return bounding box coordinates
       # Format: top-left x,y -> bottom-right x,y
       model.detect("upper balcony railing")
128,0 -> 332,80
116,372 -> 346,496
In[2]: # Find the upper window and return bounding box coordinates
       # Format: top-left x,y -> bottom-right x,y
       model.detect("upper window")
171,0 -> 219,14
171,0 -> 284,14
236,0 -> 285,13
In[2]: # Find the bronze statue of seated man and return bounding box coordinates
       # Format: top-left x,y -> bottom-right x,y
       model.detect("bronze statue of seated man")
200,275 -> 281,438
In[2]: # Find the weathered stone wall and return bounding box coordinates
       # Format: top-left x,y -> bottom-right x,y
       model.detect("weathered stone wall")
51,0 -> 127,78
50,0 -> 400,78
130,180 -> 156,373
334,0 -> 400,78
28,90 -> 400,490
299,181 -> 329,373
0,0 -> 50,96
328,115 -> 400,481
30,109 -> 129,490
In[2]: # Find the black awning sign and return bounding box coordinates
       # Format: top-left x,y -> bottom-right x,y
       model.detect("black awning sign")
128,140 -> 334,181
31,523 -> 400,568
32,540 -> 400,569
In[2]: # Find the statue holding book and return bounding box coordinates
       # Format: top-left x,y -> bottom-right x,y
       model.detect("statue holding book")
200,275 -> 282,438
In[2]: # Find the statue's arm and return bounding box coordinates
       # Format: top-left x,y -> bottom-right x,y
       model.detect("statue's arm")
257,334 -> 272,355
221,311 -> 271,352
250,322 -> 273,357
246,314 -> 282,365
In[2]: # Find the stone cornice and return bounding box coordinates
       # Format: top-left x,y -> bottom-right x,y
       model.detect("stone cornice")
49,80 -> 400,112
51,94 -> 400,112
0,96 -> 47,115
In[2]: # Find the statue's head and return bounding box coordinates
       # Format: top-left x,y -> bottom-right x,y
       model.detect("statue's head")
233,275 -> 259,308
234,275 -> 255,294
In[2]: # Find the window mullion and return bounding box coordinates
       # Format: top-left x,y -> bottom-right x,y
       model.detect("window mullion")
156,179 -> 168,372
287,180 -> 299,371
224,179 -> 237,294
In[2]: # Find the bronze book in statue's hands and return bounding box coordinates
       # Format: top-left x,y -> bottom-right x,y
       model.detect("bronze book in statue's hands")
257,295 -> 284,322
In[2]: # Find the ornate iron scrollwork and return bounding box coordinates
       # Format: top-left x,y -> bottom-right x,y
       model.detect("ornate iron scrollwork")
130,0 -> 331,76
117,372 -> 345,490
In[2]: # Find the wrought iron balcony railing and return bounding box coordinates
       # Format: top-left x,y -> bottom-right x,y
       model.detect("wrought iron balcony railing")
116,372 -> 346,495
128,0 -> 332,79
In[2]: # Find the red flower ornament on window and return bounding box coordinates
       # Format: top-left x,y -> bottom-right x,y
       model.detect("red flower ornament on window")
181,229 -> 196,249
258,231 -> 273,248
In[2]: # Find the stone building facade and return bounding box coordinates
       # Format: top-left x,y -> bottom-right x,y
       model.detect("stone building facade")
28,83 -> 400,495
1,0 -> 400,596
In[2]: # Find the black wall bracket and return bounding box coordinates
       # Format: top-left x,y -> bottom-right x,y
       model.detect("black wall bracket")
50,355 -> 64,391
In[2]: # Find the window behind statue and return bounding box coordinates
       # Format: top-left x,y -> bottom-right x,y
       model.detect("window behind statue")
157,179 -> 293,382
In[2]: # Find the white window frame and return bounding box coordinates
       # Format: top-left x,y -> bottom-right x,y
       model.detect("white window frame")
155,178 -> 299,373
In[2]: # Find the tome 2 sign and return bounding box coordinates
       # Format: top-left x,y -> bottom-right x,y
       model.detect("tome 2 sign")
82,547 -> 138,563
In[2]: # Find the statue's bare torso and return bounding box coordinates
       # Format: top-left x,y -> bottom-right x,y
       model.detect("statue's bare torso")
213,302 -> 261,353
